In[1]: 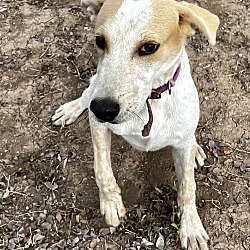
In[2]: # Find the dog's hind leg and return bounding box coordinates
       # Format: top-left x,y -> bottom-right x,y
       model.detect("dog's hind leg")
89,113 -> 126,227
52,88 -> 91,126
172,140 -> 209,250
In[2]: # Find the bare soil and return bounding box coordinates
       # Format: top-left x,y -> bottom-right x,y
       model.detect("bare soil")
0,0 -> 249,249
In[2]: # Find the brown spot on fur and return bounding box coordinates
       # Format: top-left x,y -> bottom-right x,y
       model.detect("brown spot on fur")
137,0 -> 184,63
95,0 -> 123,29
177,1 -> 220,45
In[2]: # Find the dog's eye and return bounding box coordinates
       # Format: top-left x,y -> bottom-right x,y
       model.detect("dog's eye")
96,36 -> 106,50
139,43 -> 159,56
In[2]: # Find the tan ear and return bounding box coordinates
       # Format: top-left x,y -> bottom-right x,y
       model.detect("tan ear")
177,1 -> 220,45
81,0 -> 106,22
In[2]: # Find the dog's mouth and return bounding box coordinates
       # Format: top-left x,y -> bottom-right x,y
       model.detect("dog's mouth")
98,119 -> 118,124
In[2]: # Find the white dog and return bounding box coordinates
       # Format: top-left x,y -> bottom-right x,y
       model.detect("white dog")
52,0 -> 219,249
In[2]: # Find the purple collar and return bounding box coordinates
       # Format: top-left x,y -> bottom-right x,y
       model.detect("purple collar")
142,64 -> 181,137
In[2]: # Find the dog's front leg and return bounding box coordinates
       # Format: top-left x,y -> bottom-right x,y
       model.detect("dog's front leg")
89,114 -> 126,227
172,142 -> 209,250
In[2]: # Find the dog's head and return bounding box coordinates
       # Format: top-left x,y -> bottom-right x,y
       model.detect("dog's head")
83,0 -> 219,124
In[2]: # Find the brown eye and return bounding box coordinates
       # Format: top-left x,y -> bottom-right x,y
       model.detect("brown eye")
139,43 -> 159,56
96,36 -> 106,50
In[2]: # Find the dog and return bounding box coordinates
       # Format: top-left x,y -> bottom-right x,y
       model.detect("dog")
52,0 -> 219,249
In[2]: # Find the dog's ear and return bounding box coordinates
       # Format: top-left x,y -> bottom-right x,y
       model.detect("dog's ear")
177,1 -> 220,45
81,0 -> 106,22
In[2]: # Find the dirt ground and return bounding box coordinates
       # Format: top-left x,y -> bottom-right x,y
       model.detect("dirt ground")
0,0 -> 249,249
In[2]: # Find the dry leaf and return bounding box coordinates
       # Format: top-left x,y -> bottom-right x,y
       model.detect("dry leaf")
171,223 -> 179,230
75,214 -> 80,223
63,158 -> 68,168
89,241 -> 95,248
170,213 -> 175,222
223,150 -> 232,155
56,212 -> 62,223
1,189 -> 10,199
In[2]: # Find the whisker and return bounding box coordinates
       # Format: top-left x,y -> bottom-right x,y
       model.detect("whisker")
130,111 -> 145,126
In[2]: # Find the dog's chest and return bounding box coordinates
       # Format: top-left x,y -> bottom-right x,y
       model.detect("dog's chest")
106,97 -> 198,151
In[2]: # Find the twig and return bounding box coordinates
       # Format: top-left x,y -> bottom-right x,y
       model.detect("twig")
217,140 -> 250,155
9,191 -> 27,196
43,124 -> 58,134
31,113 -> 39,121
39,44 -> 51,59
227,171 -> 249,179
124,229 -> 136,235
211,199 -> 221,209
65,57 -> 84,81
204,199 -> 221,209
15,210 -> 46,218
235,148 -> 250,155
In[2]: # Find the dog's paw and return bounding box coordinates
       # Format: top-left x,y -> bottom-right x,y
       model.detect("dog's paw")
52,98 -> 86,126
179,208 -> 209,250
99,189 -> 126,227
195,144 -> 206,168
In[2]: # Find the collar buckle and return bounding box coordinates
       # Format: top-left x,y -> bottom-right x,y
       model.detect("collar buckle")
149,64 -> 181,99
150,90 -> 161,99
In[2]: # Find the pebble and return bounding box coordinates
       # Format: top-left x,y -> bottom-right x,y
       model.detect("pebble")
141,238 -> 154,247
27,179 -> 36,186
56,239 -> 66,249
217,176 -> 224,183
8,242 -> 15,249
240,165 -> 246,171
1,159 -> 11,165
33,232 -> 45,244
47,215 -> 54,224
214,242 -> 227,249
41,222 -> 52,230
0,7 -> 8,12
40,243 -> 50,249
39,212 -> 47,219
72,237 -> 79,246
213,167 -> 221,174
99,227 -> 110,236
156,233 -> 165,250
44,181 -> 58,190
234,161 -> 242,168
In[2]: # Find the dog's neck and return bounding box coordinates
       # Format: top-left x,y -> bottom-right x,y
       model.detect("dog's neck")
152,47 -> 185,90
142,63 -> 182,137
150,64 -> 181,98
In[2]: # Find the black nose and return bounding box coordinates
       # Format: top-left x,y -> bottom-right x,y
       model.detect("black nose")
90,98 -> 120,122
